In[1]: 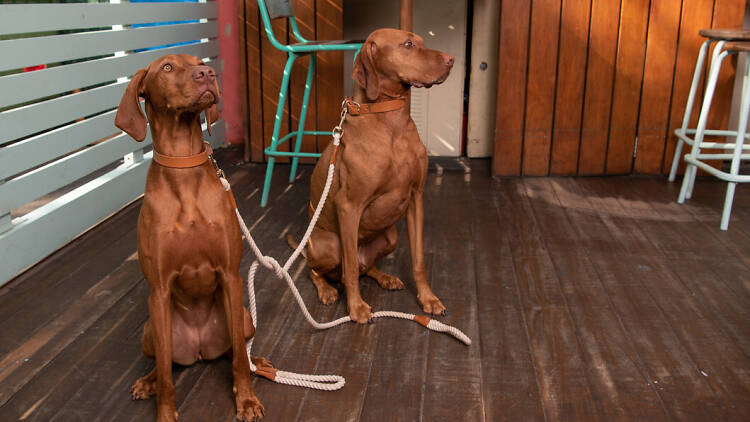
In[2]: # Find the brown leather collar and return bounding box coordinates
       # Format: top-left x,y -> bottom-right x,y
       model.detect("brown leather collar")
152,142 -> 212,168
345,97 -> 405,116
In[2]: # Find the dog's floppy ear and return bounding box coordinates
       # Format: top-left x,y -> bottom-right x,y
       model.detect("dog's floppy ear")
115,68 -> 148,142
205,103 -> 219,136
353,41 -> 379,101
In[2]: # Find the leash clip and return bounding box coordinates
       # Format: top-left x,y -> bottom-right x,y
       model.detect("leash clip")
207,151 -> 226,180
332,100 -> 348,141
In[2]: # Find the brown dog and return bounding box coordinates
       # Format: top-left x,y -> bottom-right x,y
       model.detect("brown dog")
295,29 -> 454,323
115,54 -> 268,422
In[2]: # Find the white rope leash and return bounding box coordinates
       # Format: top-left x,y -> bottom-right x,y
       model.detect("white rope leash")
222,102 -> 471,391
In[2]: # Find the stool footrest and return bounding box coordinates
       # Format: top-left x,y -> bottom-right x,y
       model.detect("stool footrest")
684,156 -> 750,182
277,130 -> 332,143
674,129 -> 750,150
265,129 -> 328,157
264,149 -> 322,158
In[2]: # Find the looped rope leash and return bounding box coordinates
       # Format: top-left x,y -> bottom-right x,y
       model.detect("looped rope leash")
218,99 -> 471,391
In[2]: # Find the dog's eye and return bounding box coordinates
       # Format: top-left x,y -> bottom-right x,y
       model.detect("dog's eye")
162,63 -> 173,72
404,40 -> 414,49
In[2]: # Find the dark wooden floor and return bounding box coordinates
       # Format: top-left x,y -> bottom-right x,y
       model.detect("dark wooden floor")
2,148 -> 750,421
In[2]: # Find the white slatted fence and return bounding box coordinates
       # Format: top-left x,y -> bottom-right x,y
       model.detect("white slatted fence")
0,1 -> 224,286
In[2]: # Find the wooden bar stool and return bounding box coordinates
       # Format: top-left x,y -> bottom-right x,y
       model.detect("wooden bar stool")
675,38 -> 750,230
668,29 -> 750,183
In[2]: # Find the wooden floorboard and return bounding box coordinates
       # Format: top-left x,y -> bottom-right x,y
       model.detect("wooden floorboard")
510,179 -> 608,421
533,178 -> 669,420
420,166 -> 483,422
2,153 -> 750,421
473,175 -> 545,421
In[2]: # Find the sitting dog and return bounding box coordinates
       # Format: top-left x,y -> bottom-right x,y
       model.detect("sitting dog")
115,54 -> 269,422
292,29 -> 454,323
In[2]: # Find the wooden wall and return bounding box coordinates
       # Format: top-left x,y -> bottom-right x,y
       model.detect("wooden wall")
493,0 -> 746,176
239,0 -> 344,163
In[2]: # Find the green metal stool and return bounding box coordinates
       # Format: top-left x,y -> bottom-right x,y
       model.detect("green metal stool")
258,0 -> 362,206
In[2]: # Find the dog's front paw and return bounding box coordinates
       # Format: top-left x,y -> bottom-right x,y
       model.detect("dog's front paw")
348,300 -> 373,324
418,293 -> 446,316
235,393 -> 264,421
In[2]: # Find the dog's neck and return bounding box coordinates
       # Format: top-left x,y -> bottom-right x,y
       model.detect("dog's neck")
352,84 -> 411,120
146,105 -> 205,157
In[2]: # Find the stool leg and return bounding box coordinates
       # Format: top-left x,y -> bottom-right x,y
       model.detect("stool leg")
720,54 -> 750,230
289,53 -> 316,183
261,54 -> 297,207
688,43 -> 729,198
670,40 -> 712,182
679,43 -> 727,203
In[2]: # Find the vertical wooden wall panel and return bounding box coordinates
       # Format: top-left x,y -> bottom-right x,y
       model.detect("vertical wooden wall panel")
493,0 -> 741,176
315,0 -> 343,152
494,0 -> 531,176
522,0 -> 562,176
550,0 -> 592,175
634,1 -> 683,173
244,0 -> 264,162
522,0 -> 562,175
578,0 -> 622,175
661,0 -> 714,175
290,0 -> 317,163
261,18 -> 291,162
606,0 -> 650,174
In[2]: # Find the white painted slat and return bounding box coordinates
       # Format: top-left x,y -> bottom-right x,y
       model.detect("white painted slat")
0,82 -> 125,144
0,118 -> 224,212
0,40 -> 219,108
0,3 -> 218,36
0,110 -> 119,180
0,121 -> 224,285
0,132 -> 152,213
0,153 -> 151,286
0,21 -> 218,72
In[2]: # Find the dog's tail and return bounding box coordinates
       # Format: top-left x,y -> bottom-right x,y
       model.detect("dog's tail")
285,233 -> 307,258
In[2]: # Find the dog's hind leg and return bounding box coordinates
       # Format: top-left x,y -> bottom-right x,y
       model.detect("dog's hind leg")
366,265 -> 405,290
131,320 -> 157,400
304,227 -> 342,305
131,368 -> 157,400
310,269 -> 339,304
360,226 -> 403,290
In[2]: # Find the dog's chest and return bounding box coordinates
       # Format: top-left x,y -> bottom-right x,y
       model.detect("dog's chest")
138,179 -> 241,271
360,148 -> 424,232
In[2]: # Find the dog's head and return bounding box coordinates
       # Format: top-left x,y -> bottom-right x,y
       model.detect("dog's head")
115,54 -> 220,142
353,28 -> 454,101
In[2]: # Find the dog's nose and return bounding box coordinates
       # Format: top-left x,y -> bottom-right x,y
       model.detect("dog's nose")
193,66 -> 216,82
443,54 -> 454,67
